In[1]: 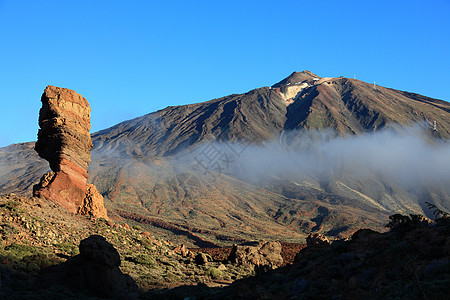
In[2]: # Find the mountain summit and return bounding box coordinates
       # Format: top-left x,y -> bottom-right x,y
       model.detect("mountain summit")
272,70 -> 320,88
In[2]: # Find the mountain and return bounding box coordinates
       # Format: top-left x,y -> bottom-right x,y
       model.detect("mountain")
1,71 -> 449,246
91,70 -> 449,157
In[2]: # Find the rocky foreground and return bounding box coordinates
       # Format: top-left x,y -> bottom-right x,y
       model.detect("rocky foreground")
214,218 -> 450,299
0,194 -> 288,299
1,193 -> 449,299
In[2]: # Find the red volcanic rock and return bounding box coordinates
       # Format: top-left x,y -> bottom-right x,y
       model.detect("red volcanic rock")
33,86 -> 107,219
77,184 -> 108,219
174,244 -> 189,257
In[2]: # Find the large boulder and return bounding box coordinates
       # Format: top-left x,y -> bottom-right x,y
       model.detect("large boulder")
39,235 -> 138,299
33,86 -> 107,219
227,241 -> 283,270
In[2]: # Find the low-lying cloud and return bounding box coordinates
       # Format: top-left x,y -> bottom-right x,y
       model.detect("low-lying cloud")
185,126 -> 450,193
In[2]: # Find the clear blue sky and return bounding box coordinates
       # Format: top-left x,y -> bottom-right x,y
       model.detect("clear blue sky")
0,0 -> 449,147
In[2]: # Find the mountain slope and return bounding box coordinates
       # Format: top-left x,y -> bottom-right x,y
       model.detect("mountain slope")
0,143 -> 49,194
92,86 -> 288,157
285,77 -> 450,136
92,71 -> 450,158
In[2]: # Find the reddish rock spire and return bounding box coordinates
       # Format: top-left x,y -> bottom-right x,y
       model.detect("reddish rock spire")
33,86 -> 107,219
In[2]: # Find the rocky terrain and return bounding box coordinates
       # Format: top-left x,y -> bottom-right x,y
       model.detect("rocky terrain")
0,193 -> 448,299
210,213 -> 450,300
0,193 -> 301,298
33,86 -> 107,219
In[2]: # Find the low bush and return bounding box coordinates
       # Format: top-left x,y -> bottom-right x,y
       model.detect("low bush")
205,267 -> 222,279
3,201 -> 20,211
54,242 -> 79,256
127,254 -> 155,266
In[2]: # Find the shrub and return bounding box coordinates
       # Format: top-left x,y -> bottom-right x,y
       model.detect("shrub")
21,253 -> 62,272
0,224 -> 19,236
132,225 -> 142,231
128,254 -> 155,266
205,267 -> 222,279
0,244 -> 62,274
54,243 -> 79,256
4,243 -> 38,257
425,202 -> 449,219
3,201 -> 19,211
425,202 -> 450,227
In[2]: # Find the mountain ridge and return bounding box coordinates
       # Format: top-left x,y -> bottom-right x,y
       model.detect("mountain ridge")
91,72 -> 450,158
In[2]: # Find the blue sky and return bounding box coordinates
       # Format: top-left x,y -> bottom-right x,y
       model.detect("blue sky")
0,0 -> 449,147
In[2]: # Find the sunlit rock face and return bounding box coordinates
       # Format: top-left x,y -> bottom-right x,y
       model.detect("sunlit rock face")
33,86 -> 107,219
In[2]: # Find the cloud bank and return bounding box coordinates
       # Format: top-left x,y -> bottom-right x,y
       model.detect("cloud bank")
185,126 -> 450,195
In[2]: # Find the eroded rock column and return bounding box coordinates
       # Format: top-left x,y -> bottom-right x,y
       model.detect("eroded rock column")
33,86 -> 107,219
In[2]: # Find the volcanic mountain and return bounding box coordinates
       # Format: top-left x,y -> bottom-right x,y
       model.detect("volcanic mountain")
91,70 -> 449,157
1,71 -> 449,245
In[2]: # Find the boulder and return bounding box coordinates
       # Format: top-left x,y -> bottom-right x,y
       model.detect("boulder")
79,234 -> 120,268
39,235 -> 138,299
77,184 -> 108,219
174,244 -> 189,257
33,86 -> 107,219
194,252 -> 209,265
227,241 -> 283,270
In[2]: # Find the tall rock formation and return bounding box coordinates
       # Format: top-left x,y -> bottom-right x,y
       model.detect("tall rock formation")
33,86 -> 107,219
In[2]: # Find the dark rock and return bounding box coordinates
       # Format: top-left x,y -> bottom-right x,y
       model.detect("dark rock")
79,235 -> 120,268
39,235 -> 138,299
195,252 -> 209,265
